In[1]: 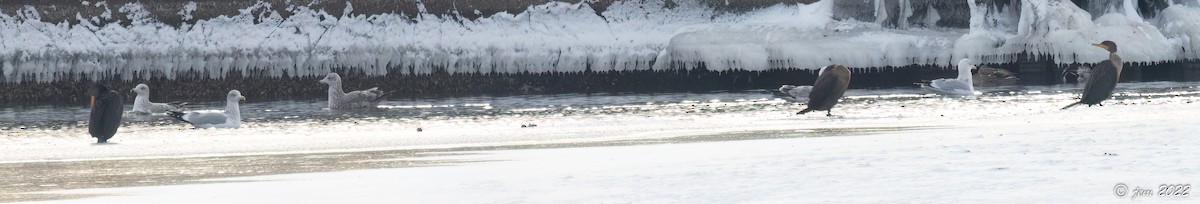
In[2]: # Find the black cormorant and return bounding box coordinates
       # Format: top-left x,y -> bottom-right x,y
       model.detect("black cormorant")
88,84 -> 124,143
798,64 -> 852,116
1063,41 -> 1122,109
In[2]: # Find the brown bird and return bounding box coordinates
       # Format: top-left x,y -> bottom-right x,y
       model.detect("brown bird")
798,64 -> 852,116
1063,41 -> 1122,110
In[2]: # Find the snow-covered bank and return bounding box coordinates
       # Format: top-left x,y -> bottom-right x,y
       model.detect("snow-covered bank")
19,101 -> 1200,203
661,0 -> 1200,70
5,0 -> 1200,83
0,0 -> 700,82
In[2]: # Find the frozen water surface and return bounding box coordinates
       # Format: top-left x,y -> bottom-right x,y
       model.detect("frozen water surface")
1,82 -> 1199,202
2,81 -> 1199,162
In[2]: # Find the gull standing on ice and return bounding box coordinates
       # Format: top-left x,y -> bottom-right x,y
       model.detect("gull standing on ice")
168,90 -> 245,128
920,59 -> 976,96
777,85 -> 813,102
319,73 -> 386,109
1063,41 -> 1122,109
130,84 -> 185,114
88,84 -> 124,143
797,64 -> 852,116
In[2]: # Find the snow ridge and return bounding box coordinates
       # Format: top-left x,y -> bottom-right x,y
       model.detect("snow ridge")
2,0 -> 1200,83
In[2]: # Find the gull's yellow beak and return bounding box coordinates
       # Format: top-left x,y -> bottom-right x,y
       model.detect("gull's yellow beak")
240,96 -> 246,101
89,96 -> 96,110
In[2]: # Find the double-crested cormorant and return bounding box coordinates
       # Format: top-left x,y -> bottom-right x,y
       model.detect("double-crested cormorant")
798,64 -> 852,116
88,84 -> 123,143
319,73 -> 387,109
168,90 -> 245,128
131,84 -> 185,114
1063,41 -> 1122,109
920,59 -> 976,96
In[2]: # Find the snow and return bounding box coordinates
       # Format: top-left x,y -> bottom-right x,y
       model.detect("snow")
1,1 -> 688,82
16,100 -> 1200,203
4,1 -> 1200,83
177,1 -> 197,21
659,0 -> 1200,69
1157,5 -> 1200,59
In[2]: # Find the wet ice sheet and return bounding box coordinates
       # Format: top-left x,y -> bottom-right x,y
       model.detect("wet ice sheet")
0,126 -> 914,202
19,95 -> 1200,203
2,82 -> 1199,163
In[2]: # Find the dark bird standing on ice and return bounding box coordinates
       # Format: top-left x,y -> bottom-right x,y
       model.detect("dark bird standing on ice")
798,64 -> 852,116
88,84 -> 124,143
1063,41 -> 1122,110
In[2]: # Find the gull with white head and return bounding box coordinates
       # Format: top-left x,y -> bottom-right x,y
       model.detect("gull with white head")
920,59 -> 977,96
168,90 -> 245,128
130,84 -> 185,114
777,85 -> 813,102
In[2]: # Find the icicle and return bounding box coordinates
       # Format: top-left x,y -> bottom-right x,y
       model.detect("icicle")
874,0 -> 889,25
897,0 -> 912,29
967,0 -> 986,33
924,4 -> 940,27
1123,0 -> 1142,21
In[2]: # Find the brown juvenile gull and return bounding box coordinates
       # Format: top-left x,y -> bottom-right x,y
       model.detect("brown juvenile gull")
318,73 -> 387,109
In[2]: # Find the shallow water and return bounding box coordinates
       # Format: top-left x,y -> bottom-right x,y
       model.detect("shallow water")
2,81 -> 1199,132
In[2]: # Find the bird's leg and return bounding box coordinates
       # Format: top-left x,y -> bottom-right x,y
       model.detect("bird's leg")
826,110 -> 833,117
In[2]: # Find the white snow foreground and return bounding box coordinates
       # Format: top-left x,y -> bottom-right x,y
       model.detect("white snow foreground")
16,102 -> 1200,203
6,1 -> 1200,83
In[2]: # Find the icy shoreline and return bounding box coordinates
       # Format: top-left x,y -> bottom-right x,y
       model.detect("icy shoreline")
11,97 -> 1200,203
4,0 -> 1200,83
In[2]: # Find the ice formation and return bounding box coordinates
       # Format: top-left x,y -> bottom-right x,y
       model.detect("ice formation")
664,0 -> 1200,70
2,0 -> 1200,83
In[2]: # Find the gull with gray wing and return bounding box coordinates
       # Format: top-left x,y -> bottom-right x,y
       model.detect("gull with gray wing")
130,83 -> 185,114
319,73 -> 387,110
168,90 -> 245,128
920,59 -> 976,96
